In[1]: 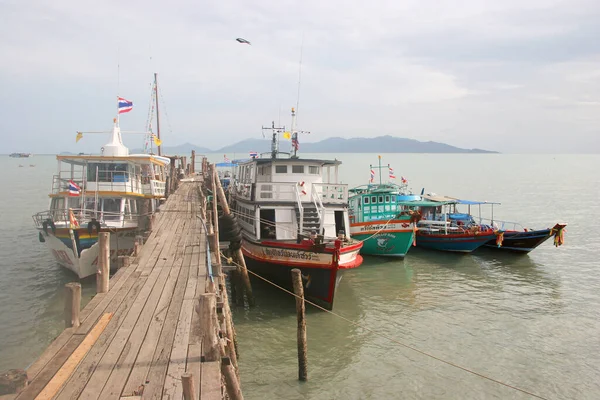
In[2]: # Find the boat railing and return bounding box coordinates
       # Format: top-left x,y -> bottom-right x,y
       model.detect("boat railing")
254,182 -> 297,202
418,223 -> 494,236
312,183 -> 348,204
476,217 -> 524,231
311,190 -> 323,220
52,172 -> 163,196
32,208 -> 139,229
294,185 -> 304,235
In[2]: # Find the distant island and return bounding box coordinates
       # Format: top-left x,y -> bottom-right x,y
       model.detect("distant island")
132,135 -> 497,155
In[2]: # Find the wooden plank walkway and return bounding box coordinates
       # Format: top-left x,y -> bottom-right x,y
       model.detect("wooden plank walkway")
18,180 -> 222,400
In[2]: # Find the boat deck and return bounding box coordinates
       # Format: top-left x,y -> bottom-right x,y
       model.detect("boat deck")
16,180 -> 222,399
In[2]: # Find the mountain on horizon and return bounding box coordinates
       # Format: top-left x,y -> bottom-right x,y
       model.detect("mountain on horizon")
214,135 -> 497,154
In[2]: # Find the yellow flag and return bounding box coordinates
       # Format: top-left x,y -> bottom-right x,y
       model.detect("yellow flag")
153,135 -> 162,146
75,132 -> 83,143
283,131 -> 291,140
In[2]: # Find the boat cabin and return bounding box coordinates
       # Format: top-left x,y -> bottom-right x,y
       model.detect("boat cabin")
33,123 -> 170,230
231,156 -> 350,241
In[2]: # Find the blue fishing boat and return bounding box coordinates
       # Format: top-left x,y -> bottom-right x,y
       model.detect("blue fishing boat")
400,197 -> 499,253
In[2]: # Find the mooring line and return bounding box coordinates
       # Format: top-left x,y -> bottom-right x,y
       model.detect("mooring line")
221,252 -> 549,400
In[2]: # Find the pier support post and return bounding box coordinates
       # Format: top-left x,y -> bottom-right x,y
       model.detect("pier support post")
221,357 -> 243,400
64,282 -> 81,328
291,269 -> 308,381
211,164 -> 255,306
117,255 -> 131,269
196,293 -> 220,362
191,150 -> 196,174
181,373 -> 196,400
97,232 -> 110,294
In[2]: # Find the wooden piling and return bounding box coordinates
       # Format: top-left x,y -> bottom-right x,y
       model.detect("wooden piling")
211,164 -> 255,306
291,268 -> 308,381
221,357 -> 243,400
64,282 -> 81,328
191,150 -> 196,174
197,293 -> 220,362
181,373 -> 196,400
96,232 -> 110,294
117,255 -> 131,269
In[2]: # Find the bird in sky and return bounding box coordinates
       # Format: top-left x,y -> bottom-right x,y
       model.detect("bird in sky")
236,38 -> 251,45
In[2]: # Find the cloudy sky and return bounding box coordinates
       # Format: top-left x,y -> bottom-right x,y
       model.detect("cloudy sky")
1,0 -> 599,154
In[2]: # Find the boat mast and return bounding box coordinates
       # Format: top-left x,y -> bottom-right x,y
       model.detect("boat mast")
154,73 -> 162,156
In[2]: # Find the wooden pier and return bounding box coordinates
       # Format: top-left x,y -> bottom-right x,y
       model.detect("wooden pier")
11,172 -> 241,399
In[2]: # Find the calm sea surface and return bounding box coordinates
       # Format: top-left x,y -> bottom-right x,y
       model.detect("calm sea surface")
0,153 -> 598,399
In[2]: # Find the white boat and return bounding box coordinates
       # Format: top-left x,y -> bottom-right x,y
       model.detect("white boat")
32,78 -> 169,278
228,108 -> 363,310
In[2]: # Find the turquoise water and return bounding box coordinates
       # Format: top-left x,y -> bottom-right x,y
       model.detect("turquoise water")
1,154 -> 598,399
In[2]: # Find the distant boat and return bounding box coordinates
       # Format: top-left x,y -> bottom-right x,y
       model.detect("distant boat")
29,164 -> 35,167
10,153 -> 32,158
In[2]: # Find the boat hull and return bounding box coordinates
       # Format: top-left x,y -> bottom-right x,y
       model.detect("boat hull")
241,239 -> 363,310
416,231 -> 496,253
38,227 -> 137,278
350,219 -> 416,257
483,228 -> 554,253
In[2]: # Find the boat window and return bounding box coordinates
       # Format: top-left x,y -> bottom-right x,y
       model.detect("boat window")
275,165 -> 287,173
364,197 -> 369,204
378,196 -> 384,203
87,163 -> 129,182
292,165 -> 304,173
102,198 -> 121,220
309,166 -> 319,174
68,197 -> 80,209
51,198 -> 65,212
371,196 -> 377,203
385,195 -> 390,203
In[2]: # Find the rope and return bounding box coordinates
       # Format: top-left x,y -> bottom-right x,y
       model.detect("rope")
222,251 -> 550,400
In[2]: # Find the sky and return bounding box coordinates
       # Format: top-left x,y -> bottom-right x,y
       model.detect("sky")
1,0 -> 599,154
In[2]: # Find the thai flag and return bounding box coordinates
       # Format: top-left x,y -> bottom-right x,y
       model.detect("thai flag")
249,151 -> 258,158
292,137 -> 299,150
401,176 -> 408,184
118,97 -> 133,114
224,154 -> 230,163
370,169 -> 375,183
68,180 -> 81,197
389,167 -> 396,179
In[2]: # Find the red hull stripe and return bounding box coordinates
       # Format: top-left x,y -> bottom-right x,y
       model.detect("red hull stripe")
250,240 -> 363,254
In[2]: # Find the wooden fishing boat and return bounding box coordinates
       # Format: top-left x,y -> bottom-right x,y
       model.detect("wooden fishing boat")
348,157 -> 420,257
229,108 -> 363,310
483,223 -> 567,253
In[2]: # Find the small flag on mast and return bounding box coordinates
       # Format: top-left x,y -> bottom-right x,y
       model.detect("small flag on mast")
370,169 -> 375,183
75,132 -> 83,143
118,97 -> 133,114
249,151 -> 258,158
224,154 -> 230,163
68,180 -> 81,197
292,137 -> 299,150
389,167 -> 396,179
152,134 -> 162,146
283,131 -> 291,140
401,176 -> 408,184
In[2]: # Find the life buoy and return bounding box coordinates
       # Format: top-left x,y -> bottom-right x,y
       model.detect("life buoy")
42,218 -> 56,236
87,219 -> 101,235
298,181 -> 306,195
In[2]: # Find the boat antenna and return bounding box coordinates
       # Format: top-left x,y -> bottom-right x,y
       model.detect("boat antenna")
154,72 -> 162,156
262,121 -> 285,159
295,33 -> 304,115
116,46 -> 120,127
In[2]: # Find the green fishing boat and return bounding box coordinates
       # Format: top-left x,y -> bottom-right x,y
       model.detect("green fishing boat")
348,157 -> 420,257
